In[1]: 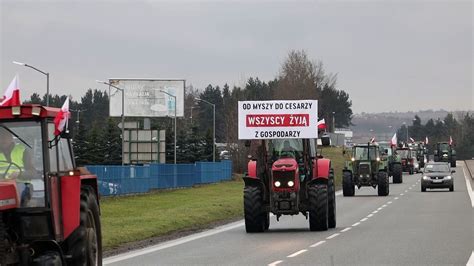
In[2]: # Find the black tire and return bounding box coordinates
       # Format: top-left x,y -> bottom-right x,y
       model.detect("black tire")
421,185 -> 426,192
392,164 -> 403,184
244,186 -> 265,233
342,171 -> 355,197
451,160 -> 456,167
409,167 -> 414,175
377,171 -> 389,196
64,186 -> 102,266
264,212 -> 270,231
0,218 -> 6,266
308,183 -> 329,231
328,170 -> 336,229
32,251 -> 62,266
449,184 -> 454,192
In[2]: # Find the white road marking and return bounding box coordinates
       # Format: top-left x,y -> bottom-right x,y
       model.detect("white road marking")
269,260 -> 284,266
387,201 -> 393,204
461,162 -> 474,208
360,217 -> 368,222
367,214 -> 374,217
382,204 -> 387,208
372,211 -> 378,214
310,240 -> 326,247
377,207 -> 383,211
352,222 -> 361,227
340,227 -> 351,233
395,197 -> 399,200
400,193 -> 404,196
466,250 -> 474,265
326,233 -> 340,239
103,220 -> 245,264
287,249 -> 307,258
404,190 -> 408,193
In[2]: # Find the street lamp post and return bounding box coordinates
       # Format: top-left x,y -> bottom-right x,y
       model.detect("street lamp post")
160,90 -> 177,164
196,98 -> 216,162
97,80 -> 125,166
403,122 -> 408,142
13,61 -> 50,106
332,111 -> 336,133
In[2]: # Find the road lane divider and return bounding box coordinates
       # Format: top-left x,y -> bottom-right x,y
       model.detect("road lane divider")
360,217 -> 368,222
340,227 -> 351,233
326,233 -> 340,239
352,222 -> 361,227
287,249 -> 307,258
310,240 -> 326,248
268,260 -> 283,266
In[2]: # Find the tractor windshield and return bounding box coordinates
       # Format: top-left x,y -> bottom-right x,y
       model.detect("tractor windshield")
378,143 -> 392,156
353,146 -> 377,160
0,121 -> 45,207
439,143 -> 449,151
397,149 -> 410,158
267,139 -> 303,160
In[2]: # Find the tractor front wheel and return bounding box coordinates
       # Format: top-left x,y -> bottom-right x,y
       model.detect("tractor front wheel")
244,186 -> 266,233
392,164 -> 403,184
65,186 -> 102,266
377,172 -> 389,196
308,183 -> 329,231
342,172 -> 355,196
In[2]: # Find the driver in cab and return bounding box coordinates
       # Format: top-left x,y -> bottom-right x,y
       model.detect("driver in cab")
0,128 -> 36,206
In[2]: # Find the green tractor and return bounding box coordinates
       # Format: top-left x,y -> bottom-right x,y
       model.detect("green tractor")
342,143 -> 389,196
434,142 -> 456,167
408,142 -> 427,169
378,141 -> 403,183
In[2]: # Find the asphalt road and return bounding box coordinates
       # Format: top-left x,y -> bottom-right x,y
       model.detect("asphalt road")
104,162 -> 474,266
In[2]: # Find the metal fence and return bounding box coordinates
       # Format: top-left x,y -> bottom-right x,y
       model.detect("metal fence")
86,160 -> 233,196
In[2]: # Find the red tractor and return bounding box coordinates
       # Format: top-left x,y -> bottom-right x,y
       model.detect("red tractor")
0,104 -> 101,265
243,136 -> 335,232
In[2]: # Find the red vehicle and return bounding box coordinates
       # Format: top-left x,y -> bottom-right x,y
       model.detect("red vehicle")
396,147 -> 416,175
243,136 -> 335,232
0,104 -> 101,265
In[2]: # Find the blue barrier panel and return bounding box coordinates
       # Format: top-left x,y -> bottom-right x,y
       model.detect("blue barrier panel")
86,160 -> 233,197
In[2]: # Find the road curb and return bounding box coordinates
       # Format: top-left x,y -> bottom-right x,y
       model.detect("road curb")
464,160 -> 474,180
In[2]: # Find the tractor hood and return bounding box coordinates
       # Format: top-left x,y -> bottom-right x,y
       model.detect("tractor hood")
0,181 -> 19,210
272,158 -> 298,171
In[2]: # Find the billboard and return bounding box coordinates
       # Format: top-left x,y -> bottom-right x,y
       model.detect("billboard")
108,79 -> 185,117
238,100 -> 318,139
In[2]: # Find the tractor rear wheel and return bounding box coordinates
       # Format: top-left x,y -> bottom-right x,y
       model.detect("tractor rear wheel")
32,251 -> 62,266
451,159 -> 456,168
328,169 -> 336,228
308,183 -> 328,231
409,167 -> 414,175
392,164 -> 403,184
377,171 -> 389,196
65,186 -> 102,266
342,171 -> 355,196
244,186 -> 266,233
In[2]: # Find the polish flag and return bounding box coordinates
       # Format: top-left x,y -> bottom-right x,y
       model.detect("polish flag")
390,133 -> 397,146
449,136 -> 453,146
54,97 -> 70,136
370,137 -> 376,143
0,75 -> 21,106
317,118 -> 327,130
425,136 -> 429,145
409,137 -> 415,143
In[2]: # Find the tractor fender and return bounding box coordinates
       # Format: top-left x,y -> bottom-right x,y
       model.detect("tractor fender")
312,158 -> 331,181
247,160 -> 257,178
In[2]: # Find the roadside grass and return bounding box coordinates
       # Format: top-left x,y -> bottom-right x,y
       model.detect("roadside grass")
100,147 -> 346,250
100,180 -> 243,250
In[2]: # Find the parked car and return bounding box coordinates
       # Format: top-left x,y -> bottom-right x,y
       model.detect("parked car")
421,162 -> 455,192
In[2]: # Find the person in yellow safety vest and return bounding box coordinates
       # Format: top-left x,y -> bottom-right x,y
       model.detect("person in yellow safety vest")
0,128 -> 36,207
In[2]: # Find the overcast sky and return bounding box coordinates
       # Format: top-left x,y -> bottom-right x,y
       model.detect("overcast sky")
1,0 -> 472,113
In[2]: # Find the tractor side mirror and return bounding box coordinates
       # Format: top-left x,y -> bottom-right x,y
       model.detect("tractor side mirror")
321,133 -> 330,146
244,140 -> 251,147
342,150 -> 346,155
384,149 -> 389,154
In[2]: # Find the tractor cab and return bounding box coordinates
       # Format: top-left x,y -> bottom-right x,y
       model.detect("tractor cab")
0,104 -> 101,265
434,142 -> 456,167
351,144 -> 380,181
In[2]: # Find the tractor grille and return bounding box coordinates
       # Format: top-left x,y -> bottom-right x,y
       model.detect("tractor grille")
273,170 -> 295,188
358,164 -> 370,176
430,176 -> 444,180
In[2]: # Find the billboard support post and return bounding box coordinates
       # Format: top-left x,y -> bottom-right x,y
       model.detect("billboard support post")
160,90 -> 177,165
196,98 -> 215,162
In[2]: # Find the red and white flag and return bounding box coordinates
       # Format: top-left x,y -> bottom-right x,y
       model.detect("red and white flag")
390,133 -> 397,146
409,137 -> 415,143
0,75 -> 21,106
449,136 -> 453,146
425,136 -> 428,145
370,137 -> 376,143
317,118 -> 327,130
54,97 -> 70,136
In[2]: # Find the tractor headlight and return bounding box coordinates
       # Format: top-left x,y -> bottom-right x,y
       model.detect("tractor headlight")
422,176 -> 429,180
376,157 -> 380,161
351,157 -> 355,162
274,181 -> 281,187
287,181 -> 294,187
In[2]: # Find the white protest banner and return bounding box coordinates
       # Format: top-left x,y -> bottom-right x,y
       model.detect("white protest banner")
238,100 -> 318,140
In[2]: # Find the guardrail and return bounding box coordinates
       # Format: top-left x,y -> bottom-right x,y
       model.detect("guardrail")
86,160 -> 233,196
465,160 -> 474,179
